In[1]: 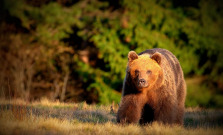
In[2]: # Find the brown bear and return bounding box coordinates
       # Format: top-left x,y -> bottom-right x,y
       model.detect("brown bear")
117,48 -> 186,125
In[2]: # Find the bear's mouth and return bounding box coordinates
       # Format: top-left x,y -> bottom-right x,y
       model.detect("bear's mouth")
137,84 -> 149,89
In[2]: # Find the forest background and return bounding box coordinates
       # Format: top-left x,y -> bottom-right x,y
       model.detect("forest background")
0,0 -> 223,108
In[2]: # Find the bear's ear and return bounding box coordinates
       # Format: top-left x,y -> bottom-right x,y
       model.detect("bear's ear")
128,51 -> 138,62
151,52 -> 162,65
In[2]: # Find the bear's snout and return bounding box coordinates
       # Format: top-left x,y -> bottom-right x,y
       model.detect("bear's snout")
137,79 -> 147,88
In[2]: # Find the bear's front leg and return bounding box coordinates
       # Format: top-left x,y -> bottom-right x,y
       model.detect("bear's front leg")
117,94 -> 147,124
154,99 -> 177,125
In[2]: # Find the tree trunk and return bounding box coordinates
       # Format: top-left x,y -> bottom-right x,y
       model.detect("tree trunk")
60,72 -> 69,102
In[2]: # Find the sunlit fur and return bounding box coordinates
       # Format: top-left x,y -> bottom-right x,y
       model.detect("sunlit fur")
128,54 -> 163,91
117,48 -> 186,125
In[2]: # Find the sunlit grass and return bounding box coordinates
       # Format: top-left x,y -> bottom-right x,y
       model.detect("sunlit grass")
0,98 -> 223,135
0,98 -> 114,111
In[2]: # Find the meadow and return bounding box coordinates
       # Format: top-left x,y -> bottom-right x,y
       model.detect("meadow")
0,98 -> 223,135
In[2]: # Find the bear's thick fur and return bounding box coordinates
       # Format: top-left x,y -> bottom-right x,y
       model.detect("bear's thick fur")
117,48 -> 186,125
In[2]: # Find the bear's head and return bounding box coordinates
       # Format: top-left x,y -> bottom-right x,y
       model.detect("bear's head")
127,51 -> 164,91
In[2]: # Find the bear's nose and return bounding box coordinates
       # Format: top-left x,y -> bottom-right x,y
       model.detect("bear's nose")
138,79 -> 146,86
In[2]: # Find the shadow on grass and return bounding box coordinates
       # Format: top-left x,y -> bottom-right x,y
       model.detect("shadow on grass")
184,109 -> 223,128
73,110 -> 116,123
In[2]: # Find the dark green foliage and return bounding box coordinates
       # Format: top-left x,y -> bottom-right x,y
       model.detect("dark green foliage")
1,0 -> 223,106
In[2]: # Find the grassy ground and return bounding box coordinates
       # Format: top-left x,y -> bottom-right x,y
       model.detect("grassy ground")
0,98 -> 223,135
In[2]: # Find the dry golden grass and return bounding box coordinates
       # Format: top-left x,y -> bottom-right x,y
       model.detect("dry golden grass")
0,98 -> 223,135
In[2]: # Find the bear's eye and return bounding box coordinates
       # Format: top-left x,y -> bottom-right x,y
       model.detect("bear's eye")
147,70 -> 152,74
135,70 -> 139,75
